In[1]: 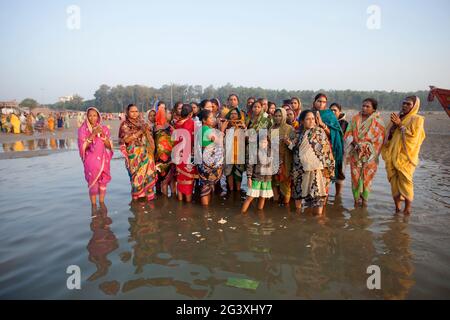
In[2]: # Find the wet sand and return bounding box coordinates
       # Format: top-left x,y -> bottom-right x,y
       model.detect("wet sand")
0,112 -> 449,299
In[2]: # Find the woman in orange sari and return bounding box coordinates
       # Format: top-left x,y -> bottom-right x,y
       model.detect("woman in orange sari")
344,98 -> 385,207
47,113 -> 55,132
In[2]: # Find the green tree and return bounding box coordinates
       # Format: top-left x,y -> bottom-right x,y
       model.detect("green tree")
20,98 -> 39,109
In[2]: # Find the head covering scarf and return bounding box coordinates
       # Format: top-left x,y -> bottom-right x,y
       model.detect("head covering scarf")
273,107 -> 292,136
118,106 -> 146,146
382,96 -> 425,191
312,108 -> 343,179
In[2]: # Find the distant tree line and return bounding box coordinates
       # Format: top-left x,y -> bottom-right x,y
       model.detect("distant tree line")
48,83 -> 442,112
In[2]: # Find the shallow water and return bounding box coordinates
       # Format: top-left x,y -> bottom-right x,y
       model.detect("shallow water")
1,138 -> 77,153
0,135 -> 449,299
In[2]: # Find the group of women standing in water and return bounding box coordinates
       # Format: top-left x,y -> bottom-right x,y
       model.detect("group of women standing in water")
77,93 -> 425,216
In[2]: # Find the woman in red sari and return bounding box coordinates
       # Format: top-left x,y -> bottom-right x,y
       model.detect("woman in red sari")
174,104 -> 198,202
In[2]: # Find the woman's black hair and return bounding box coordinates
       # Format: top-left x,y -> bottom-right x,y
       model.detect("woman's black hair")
404,96 -> 417,104
180,103 -> 193,118
362,98 -> 378,110
157,101 -> 165,108
251,100 -> 262,110
174,101 -> 183,111
210,98 -> 220,106
127,104 -> 137,112
199,99 -> 210,110
199,109 -> 212,122
314,93 -> 328,102
298,109 -> 314,122
330,102 -> 342,111
268,101 -> 276,108
228,93 -> 239,103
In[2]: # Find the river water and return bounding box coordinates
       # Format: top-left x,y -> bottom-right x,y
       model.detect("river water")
0,134 -> 449,299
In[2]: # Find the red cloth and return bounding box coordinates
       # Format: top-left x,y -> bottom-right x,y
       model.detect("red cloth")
175,118 -> 197,195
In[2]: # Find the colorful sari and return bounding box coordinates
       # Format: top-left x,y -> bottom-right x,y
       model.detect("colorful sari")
78,107 -> 113,197
248,111 -> 271,131
291,126 -> 335,207
198,125 -> 224,197
272,108 -> 295,199
224,107 -> 246,182
10,114 -> 21,134
344,112 -> 385,201
25,114 -> 34,135
154,123 -> 175,191
48,115 -> 55,132
119,113 -> 157,200
290,119 -> 300,130
174,117 -> 198,196
382,97 -> 425,201
315,109 -> 343,179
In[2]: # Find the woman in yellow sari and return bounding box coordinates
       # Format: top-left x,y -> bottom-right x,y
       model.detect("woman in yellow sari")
10,113 -> 21,134
381,96 -> 425,215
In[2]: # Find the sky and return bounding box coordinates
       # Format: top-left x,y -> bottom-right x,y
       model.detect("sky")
0,0 -> 449,104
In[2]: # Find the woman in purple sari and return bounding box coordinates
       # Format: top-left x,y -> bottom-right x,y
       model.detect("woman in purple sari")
78,107 -> 113,207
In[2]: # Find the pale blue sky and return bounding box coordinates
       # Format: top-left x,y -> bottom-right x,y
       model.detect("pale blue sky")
1,0 -> 449,103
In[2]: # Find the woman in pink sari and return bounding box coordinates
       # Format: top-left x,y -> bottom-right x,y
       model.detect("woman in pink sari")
78,107 -> 113,207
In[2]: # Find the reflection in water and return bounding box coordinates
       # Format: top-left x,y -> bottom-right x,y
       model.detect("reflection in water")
13,141 -> 25,151
81,196 -> 416,299
50,138 -> 57,150
38,138 -> 48,150
380,216 -> 415,299
87,203 -> 118,282
27,139 -> 35,151
0,138 -> 76,153
77,198 -> 413,299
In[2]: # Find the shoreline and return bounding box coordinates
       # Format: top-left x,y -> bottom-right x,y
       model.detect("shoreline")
2,111 -> 448,143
